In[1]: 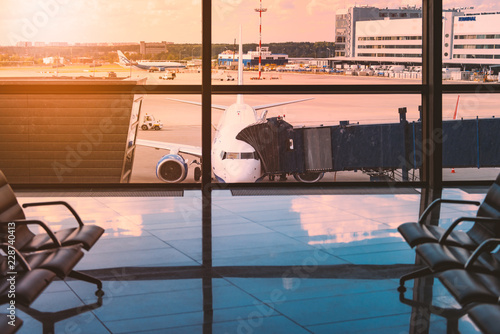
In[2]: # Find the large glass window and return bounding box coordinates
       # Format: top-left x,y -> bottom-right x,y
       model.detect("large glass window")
211,1 -> 422,85
442,0 -> 500,180
0,0 -> 201,84
1,2 -> 499,333
0,0 -> 498,187
210,94 -> 421,184
442,1 -> 500,83
441,93 -> 500,181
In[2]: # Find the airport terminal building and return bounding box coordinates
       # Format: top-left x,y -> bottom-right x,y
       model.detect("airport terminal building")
336,6 -> 500,68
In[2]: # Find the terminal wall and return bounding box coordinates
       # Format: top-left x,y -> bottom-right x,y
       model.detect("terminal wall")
0,94 -> 140,184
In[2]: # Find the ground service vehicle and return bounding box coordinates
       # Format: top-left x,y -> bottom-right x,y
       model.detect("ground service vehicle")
141,114 -> 163,130
159,72 -> 175,80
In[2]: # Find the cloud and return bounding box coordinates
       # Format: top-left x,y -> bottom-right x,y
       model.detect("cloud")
305,0 -> 333,15
278,0 -> 295,10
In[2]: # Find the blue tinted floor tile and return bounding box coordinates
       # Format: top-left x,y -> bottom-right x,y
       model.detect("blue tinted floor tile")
13,191 -> 486,334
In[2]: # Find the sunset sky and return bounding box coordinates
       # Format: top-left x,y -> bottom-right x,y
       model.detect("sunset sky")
1,0 -> 498,45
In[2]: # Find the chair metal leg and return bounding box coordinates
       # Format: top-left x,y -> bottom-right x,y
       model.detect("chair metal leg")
398,267 -> 433,292
68,270 -> 104,295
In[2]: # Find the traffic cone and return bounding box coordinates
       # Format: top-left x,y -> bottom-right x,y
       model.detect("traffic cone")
451,168 -> 455,173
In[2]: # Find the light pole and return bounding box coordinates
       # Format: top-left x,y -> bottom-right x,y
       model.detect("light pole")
255,0 -> 267,80
327,48 -> 331,58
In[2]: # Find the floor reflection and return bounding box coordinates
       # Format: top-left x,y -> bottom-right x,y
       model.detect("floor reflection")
11,187 -> 487,333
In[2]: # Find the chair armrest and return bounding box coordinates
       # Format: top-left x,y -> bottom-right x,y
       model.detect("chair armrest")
418,199 -> 481,225
464,238 -> 500,269
0,219 -> 62,247
439,217 -> 500,244
22,201 -> 84,227
0,243 -> 32,271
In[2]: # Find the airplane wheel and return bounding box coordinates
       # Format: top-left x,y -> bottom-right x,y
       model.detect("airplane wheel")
293,172 -> 324,183
194,167 -> 201,181
141,125 -> 148,130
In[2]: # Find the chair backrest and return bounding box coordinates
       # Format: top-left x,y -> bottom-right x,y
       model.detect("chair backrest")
0,170 -> 35,249
470,173 -> 500,243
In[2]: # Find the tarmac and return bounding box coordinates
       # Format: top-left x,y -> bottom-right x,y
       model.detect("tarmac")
1,65 -> 499,183
129,69 -> 500,183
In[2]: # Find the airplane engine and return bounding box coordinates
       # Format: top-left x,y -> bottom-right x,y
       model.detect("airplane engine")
293,172 -> 324,183
156,154 -> 188,183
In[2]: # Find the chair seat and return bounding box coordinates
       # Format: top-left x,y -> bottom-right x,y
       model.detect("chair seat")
24,246 -> 84,278
439,269 -> 500,305
398,222 -> 477,249
0,268 -> 56,306
24,225 -> 105,251
0,314 -> 23,334
467,304 -> 500,334
415,243 -> 500,273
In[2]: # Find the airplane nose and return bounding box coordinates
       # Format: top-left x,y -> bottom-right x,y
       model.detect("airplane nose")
224,161 -> 260,183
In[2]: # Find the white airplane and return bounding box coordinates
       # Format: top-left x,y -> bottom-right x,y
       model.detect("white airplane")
136,29 -> 317,183
117,50 -> 185,71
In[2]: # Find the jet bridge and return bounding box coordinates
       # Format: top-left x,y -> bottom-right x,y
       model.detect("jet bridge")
236,111 -> 500,181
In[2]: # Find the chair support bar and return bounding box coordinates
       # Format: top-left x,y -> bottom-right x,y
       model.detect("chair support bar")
23,201 -> 84,227
418,199 -> 481,225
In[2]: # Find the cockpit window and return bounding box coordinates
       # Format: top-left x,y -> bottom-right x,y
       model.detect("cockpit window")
226,152 -> 240,159
240,152 -> 256,159
221,151 -> 258,160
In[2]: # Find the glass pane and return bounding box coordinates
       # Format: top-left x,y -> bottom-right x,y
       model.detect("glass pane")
210,94 -> 422,183
132,94 -> 201,183
0,1 -> 201,84
212,1 -> 422,85
0,93 -> 201,184
442,93 -> 500,181
212,189 -> 420,266
442,1 -> 500,84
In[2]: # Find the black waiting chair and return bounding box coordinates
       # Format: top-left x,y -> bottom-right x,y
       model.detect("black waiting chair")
0,248 -> 58,307
0,243 -> 103,296
399,268 -> 500,333
0,315 -> 23,334
467,304 -> 500,334
398,238 -> 500,291
0,170 -> 104,252
1,245 -> 103,333
398,173 -> 500,250
438,269 -> 500,306
0,243 -> 103,295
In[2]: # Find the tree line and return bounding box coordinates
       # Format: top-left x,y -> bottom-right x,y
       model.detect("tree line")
0,42 -> 335,65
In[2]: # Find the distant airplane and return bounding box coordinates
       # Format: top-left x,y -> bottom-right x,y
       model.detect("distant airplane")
136,28 -> 315,183
117,50 -> 185,71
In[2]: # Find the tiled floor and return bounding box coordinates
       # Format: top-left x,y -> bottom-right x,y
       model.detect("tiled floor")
11,187 -> 487,333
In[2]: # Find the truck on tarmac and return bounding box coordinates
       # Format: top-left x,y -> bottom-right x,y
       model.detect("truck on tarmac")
141,114 -> 163,130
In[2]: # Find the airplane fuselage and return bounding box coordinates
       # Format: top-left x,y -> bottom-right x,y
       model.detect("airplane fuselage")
211,99 -> 262,183
134,61 -> 185,70
117,51 -> 184,70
